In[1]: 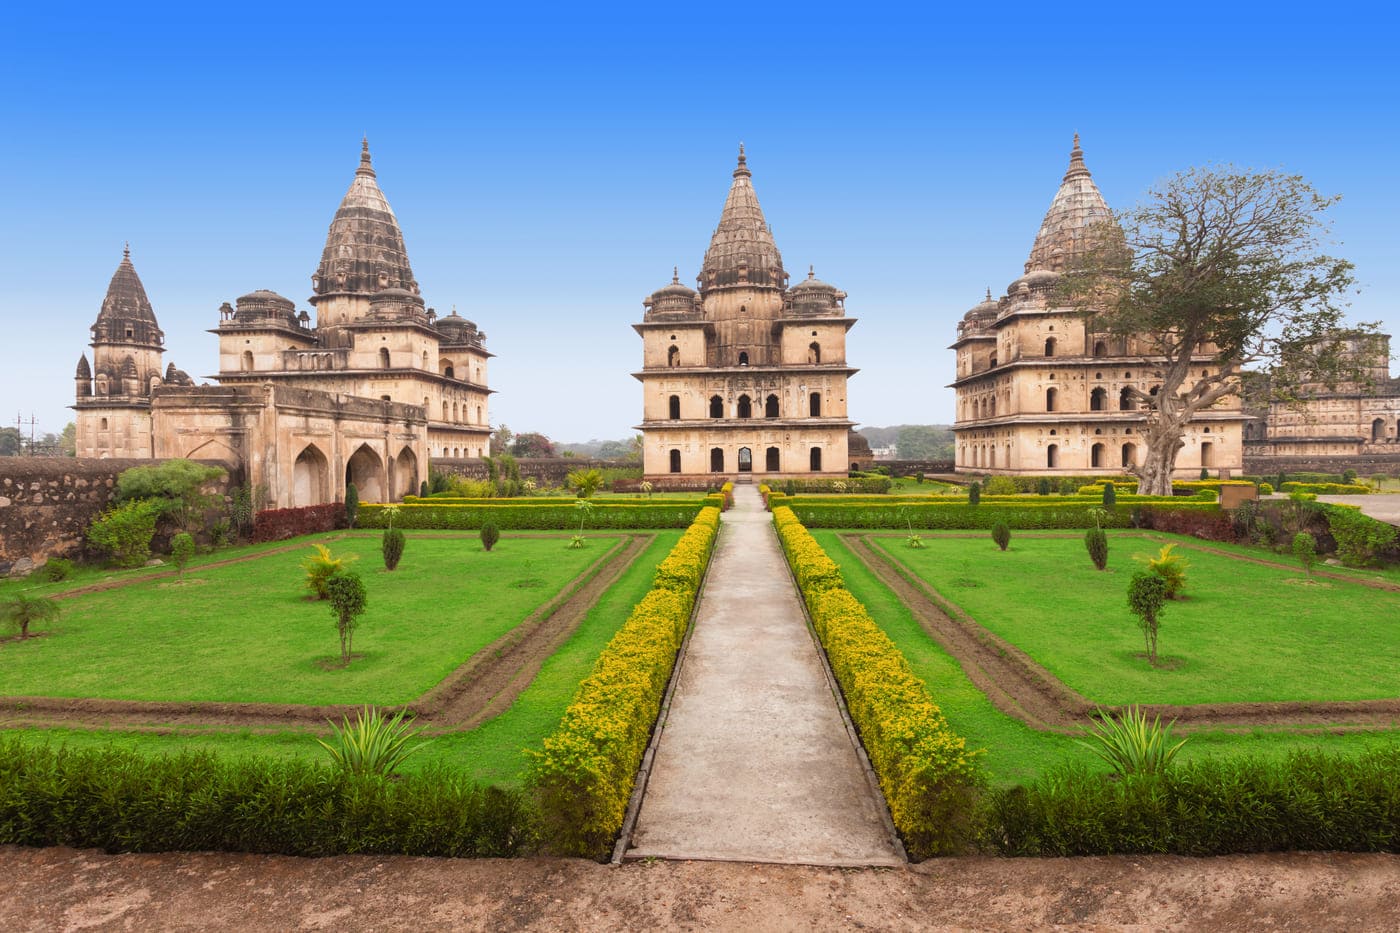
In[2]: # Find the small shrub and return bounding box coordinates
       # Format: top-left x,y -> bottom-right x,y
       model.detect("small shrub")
991,522 -> 1010,551
0,593 -> 60,639
1258,481 -> 1274,496
381,527 -> 406,571
37,558 -> 74,582
1199,468 -> 1209,480
326,571 -> 368,666
907,532 -> 924,549
1326,506 -> 1397,567
86,499 -> 162,568
1371,473 -> 1389,490
317,706 -> 427,777
983,476 -> 1017,496
1101,482 -> 1116,508
566,468 -> 604,499
1037,478 -> 1051,496
1277,470 -> 1287,490
916,472 -> 925,484
170,532 -> 196,578
1127,571 -> 1168,665
1343,468 -> 1358,484
345,483 -> 360,529
420,480 -> 429,498
968,481 -> 981,506
302,544 -> 358,600
1292,532 -> 1317,576
115,459 -> 227,533
1076,705 -> 1186,776
481,522 -> 500,552
1085,527 -> 1108,570
1196,488 -> 1218,501
784,479 -> 797,496
1144,543 -> 1188,599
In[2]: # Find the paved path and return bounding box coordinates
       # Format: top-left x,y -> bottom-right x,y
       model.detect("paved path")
1317,493 -> 1400,524
625,485 -> 902,866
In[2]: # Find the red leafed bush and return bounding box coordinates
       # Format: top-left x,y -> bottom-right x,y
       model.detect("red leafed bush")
1136,506 -> 1237,542
252,504 -> 345,542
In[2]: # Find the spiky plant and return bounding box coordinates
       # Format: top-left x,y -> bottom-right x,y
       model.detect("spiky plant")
317,705 -> 427,777
302,543 -> 358,600
0,593 -> 60,639
1076,705 -> 1187,776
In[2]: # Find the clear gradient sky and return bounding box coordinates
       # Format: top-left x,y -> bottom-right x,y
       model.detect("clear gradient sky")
2,2 -> 1396,442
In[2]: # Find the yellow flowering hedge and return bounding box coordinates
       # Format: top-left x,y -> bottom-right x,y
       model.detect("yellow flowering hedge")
528,506 -> 721,858
773,505 -> 985,857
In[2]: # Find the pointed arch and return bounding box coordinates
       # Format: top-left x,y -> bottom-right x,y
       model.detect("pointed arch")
765,394 -> 779,418
394,446 -> 419,501
737,394 -> 752,418
293,443 -> 331,507
346,444 -> 385,502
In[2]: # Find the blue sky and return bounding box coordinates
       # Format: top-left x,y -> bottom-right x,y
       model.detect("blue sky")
1,2 -> 1395,442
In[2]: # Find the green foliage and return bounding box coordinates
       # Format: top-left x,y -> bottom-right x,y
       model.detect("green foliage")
420,480 -> 430,498
968,481 -> 981,505
1292,532 -> 1317,576
37,558 -> 74,582
1200,467 -> 1209,481
983,748 -> 1400,857
345,483 -> 360,529
358,501 -> 704,530
115,459 -> 227,532
0,738 -> 534,857
480,521 -> 500,552
1085,526 -> 1109,570
0,593 -> 60,639
170,532 -> 196,577
1037,477 -> 1051,495
1277,471 -> 1287,490
566,468 -> 605,499
1127,571 -> 1168,665
1258,481 -> 1274,495
86,499 -> 162,568
907,532 -> 924,549
991,522 -> 1010,551
1075,705 -> 1186,776
316,705 -> 427,777
427,468 -> 453,494
301,543 -> 358,600
982,476 -> 1017,496
788,499 -> 1220,530
1281,481 -> 1372,495
1144,543 -> 1188,599
228,485 -> 258,541
381,528 -> 406,571
1101,482 -> 1116,507
1325,506 -> 1398,566
326,571 -> 368,666
1343,468 -> 1358,484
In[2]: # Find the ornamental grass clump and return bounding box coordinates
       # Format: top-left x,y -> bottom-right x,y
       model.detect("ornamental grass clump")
1076,705 -> 1186,777
0,593 -> 60,639
317,705 -> 427,777
991,522 -> 1010,551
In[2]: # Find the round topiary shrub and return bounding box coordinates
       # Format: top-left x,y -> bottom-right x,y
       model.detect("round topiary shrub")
480,522 -> 500,552
991,522 -> 1010,551
1259,481 -> 1274,496
381,527 -> 406,571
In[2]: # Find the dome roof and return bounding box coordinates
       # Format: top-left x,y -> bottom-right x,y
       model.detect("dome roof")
790,266 -> 836,293
310,140 -> 419,303
1024,134 -> 1121,275
436,308 -> 485,347
644,267 -> 702,320
962,288 -> 1000,322
234,289 -> 297,326
699,145 -> 787,292
787,266 -> 845,316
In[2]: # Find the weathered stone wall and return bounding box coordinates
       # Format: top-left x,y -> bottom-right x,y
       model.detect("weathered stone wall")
0,458 -> 234,573
1243,453 -> 1400,477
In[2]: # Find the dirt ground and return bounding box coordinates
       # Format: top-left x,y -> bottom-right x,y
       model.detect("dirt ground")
2,846 -> 1399,931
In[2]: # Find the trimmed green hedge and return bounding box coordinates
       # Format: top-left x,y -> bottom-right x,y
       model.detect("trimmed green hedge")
0,740 -> 534,857
359,501 -> 704,530
758,476 -> 893,494
787,500 -> 1221,530
985,748 -> 1400,856
527,507 -> 721,859
1282,482 -> 1372,495
773,506 -> 985,857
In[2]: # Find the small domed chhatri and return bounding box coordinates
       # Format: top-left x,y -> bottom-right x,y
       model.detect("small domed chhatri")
634,146 -> 858,480
949,134 -> 1244,478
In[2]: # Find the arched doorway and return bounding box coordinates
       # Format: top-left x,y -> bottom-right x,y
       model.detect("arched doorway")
738,447 -> 752,472
766,446 -> 780,471
710,395 -> 723,418
737,395 -> 752,418
1122,443 -> 1136,468
809,447 -> 822,471
395,447 -> 418,500
1091,443 -> 1105,468
765,394 -> 779,417
669,449 -> 681,473
1373,418 -> 1386,442
1046,444 -> 1058,469
809,392 -> 821,417
292,444 -> 330,507
346,444 -> 384,502
710,448 -> 724,472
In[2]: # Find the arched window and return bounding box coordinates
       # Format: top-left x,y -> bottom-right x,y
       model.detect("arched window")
709,395 -> 723,418
379,347 -> 391,369
667,345 -> 680,367
1046,388 -> 1058,411
441,400 -> 448,421
1091,443 -> 1105,468
738,447 -> 753,472
809,447 -> 823,471
444,364 -> 455,379
1044,337 -> 1056,357
1373,418 -> 1386,442
766,447 -> 780,471
737,394 -> 752,418
989,446 -> 997,468
1093,340 -> 1107,357
765,394 -> 778,417
989,354 -> 998,368
710,447 -> 725,472
1122,443 -> 1135,468
809,392 -> 822,417
1046,444 -> 1059,468
1119,387 -> 1135,410
100,417 -> 108,431
809,342 -> 821,364
668,395 -> 681,420
241,350 -> 253,372
738,351 -> 749,366
421,351 -> 428,369
1090,387 -> 1107,411
476,406 -> 482,424
669,449 -> 681,473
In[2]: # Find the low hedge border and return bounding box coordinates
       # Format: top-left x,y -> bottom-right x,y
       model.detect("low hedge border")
0,739 -> 535,857
772,506 -> 985,857
527,506 -> 722,859
1282,482 -> 1372,495
759,476 -> 894,494
786,500 -> 1221,530
358,502 -> 704,530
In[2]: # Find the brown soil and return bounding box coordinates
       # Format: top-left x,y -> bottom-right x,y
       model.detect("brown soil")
0,535 -> 651,736
844,533 -> 1400,733
4,845 -> 1399,931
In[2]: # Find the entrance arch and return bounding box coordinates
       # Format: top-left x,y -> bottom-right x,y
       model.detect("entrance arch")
809,447 -> 822,471
345,444 -> 385,502
738,447 -> 753,472
292,444 -> 330,507
710,447 -> 725,472
766,446 -> 780,471
394,447 -> 418,501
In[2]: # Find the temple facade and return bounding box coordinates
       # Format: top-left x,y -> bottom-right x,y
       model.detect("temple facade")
73,142 -> 492,506
633,147 -> 857,480
949,136 -> 1245,477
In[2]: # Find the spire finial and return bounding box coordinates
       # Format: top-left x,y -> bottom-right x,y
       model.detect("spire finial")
672,266 -> 680,284
808,264 -> 815,279
1063,132 -> 1089,181
357,137 -> 376,178
123,241 -> 130,260
1073,131 -> 1081,151
985,287 -> 992,302
733,141 -> 751,178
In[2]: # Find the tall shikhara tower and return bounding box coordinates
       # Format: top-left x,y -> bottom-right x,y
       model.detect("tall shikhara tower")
634,147 -> 858,479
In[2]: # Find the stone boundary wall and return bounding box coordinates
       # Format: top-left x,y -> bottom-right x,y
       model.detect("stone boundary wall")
1243,454 -> 1400,477
430,457 -> 630,488
0,457 -> 234,573
868,459 -> 957,476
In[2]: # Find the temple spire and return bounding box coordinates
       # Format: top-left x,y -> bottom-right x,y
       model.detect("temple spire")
1063,131 -> 1089,182
700,145 -> 785,291
734,142 -> 750,178
357,137 -> 376,178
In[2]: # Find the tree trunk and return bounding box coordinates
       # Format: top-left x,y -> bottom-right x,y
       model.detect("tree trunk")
1138,416 -> 1187,497
339,622 -> 349,665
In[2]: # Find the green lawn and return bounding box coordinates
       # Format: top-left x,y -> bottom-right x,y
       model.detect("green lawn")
0,534 -> 620,705
867,531 -> 1400,705
813,530 -> 1400,786
0,530 -> 683,786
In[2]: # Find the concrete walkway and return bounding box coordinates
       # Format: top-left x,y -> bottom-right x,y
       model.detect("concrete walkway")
625,485 -> 903,866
